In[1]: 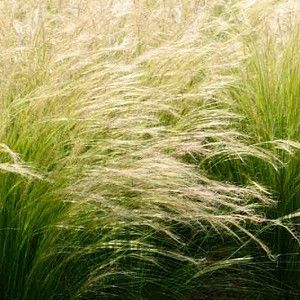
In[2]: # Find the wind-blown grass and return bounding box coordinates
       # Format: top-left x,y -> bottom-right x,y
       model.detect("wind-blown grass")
0,0 -> 299,299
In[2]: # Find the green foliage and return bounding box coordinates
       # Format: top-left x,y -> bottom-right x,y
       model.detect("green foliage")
0,0 -> 299,299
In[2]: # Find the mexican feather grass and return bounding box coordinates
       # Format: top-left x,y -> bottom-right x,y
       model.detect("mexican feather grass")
0,0 -> 299,299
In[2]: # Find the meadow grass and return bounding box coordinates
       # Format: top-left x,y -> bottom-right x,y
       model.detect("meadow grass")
0,0 -> 299,299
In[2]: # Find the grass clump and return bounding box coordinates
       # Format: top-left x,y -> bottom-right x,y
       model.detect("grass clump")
0,0 -> 299,299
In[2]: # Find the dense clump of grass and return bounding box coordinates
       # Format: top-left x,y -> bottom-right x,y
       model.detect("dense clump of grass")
231,16 -> 300,299
204,1 -> 300,298
0,0 -> 299,299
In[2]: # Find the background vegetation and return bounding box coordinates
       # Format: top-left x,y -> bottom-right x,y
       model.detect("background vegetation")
0,0 -> 299,299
